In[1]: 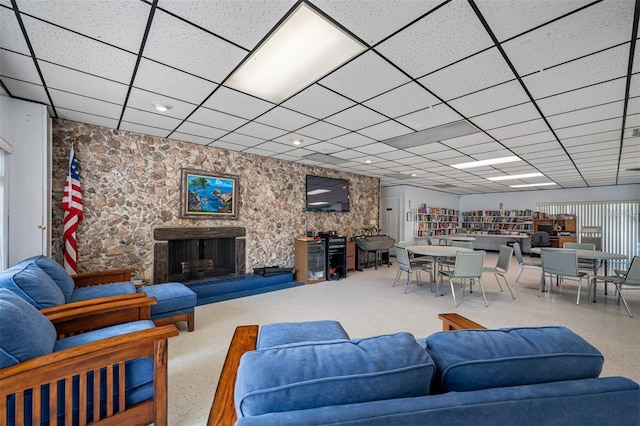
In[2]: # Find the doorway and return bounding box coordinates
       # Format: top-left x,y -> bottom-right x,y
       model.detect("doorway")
380,197 -> 401,256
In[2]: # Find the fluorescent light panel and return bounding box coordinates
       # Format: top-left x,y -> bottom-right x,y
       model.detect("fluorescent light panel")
487,172 -> 543,181
225,3 -> 365,104
509,182 -> 557,188
450,156 -> 521,169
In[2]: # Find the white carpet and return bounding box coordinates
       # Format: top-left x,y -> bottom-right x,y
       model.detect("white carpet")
167,252 -> 640,425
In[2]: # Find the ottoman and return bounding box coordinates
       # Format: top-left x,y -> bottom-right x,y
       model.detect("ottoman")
138,282 -> 196,332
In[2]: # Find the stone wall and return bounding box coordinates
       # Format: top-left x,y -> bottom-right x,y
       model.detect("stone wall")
51,119 -> 380,281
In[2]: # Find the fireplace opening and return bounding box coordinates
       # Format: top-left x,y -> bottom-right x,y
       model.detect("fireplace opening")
167,238 -> 235,282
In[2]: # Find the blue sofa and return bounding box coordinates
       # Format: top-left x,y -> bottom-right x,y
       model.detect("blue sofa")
215,319 -> 640,425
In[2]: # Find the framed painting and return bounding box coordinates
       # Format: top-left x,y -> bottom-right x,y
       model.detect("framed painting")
180,169 -> 239,219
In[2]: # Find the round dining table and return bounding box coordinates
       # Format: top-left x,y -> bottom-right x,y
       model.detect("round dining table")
406,245 -> 474,296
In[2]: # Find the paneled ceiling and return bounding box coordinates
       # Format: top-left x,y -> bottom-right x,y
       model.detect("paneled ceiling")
1,0 -> 638,195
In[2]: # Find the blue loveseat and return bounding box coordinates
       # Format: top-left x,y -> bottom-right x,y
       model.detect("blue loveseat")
0,255 -> 197,331
209,316 -> 640,425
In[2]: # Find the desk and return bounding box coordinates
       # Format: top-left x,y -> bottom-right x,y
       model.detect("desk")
530,248 -> 627,301
407,245 -> 474,295
432,235 -> 476,246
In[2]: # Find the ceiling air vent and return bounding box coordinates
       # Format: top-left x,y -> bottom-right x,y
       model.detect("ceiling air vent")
632,128 -> 640,137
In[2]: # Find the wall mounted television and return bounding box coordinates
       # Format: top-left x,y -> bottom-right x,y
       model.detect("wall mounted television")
306,175 -> 350,212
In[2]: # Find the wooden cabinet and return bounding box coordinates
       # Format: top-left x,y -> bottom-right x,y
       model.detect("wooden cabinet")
533,214 -> 577,248
346,241 -> 355,272
294,238 -> 326,284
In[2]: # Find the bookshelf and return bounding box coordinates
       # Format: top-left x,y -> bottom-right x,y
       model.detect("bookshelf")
413,205 -> 460,237
461,210 -> 534,234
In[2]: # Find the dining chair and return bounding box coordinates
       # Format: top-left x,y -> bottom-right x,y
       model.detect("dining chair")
392,244 -> 433,294
591,256 -> 639,317
482,245 -> 516,300
441,241 -> 474,270
564,242 -> 598,272
512,242 -> 542,286
440,251 -> 486,307
539,248 -> 589,304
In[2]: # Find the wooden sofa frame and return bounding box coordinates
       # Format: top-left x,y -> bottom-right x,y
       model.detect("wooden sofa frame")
0,295 -> 179,425
207,313 -> 486,426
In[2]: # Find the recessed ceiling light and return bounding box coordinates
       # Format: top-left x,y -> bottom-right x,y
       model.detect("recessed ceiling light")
365,159 -> 372,164
509,182 -> 557,188
410,173 -> 418,177
450,156 -> 521,169
292,139 -> 302,145
487,172 -> 543,181
152,102 -> 172,112
225,3 -> 365,104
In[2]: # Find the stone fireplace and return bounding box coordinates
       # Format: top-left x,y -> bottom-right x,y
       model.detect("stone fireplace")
153,227 -> 246,283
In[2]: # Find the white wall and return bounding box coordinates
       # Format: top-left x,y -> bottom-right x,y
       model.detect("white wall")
459,184 -> 640,211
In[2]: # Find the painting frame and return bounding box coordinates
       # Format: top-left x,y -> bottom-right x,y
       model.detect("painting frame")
180,169 -> 239,219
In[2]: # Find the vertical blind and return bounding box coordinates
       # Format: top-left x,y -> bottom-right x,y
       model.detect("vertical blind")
537,201 -> 639,266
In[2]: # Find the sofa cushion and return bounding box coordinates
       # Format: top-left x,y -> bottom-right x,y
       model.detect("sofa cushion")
0,289 -> 57,368
425,326 -> 604,393
235,332 -> 435,417
69,281 -> 136,303
257,320 -> 350,349
0,262 -> 66,309
26,255 -> 76,302
137,282 -> 196,316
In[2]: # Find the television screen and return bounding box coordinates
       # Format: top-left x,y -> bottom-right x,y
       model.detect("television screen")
306,175 -> 350,212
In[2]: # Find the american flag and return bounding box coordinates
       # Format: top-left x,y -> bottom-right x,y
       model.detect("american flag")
62,147 -> 83,274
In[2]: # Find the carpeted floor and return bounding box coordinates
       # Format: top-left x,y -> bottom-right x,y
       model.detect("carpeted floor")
166,252 -> 640,425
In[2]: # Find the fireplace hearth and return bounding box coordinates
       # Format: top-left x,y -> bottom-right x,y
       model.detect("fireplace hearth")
153,227 -> 246,284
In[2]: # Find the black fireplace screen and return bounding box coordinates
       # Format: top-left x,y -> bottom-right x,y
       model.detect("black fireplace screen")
168,238 -> 235,282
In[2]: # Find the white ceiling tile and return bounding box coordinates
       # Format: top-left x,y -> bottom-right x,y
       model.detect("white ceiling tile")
364,82 -> 440,118
23,16 -> 137,84
203,86 -> 273,120
282,84 -> 354,119
18,0 -> 151,53
458,142 -> 505,155
272,133 -> 319,147
0,50 -> 40,84
235,121 -> 287,140
441,132 -> 494,148
377,0 -> 493,78
555,117 -> 622,139
144,9 -> 246,83
395,103 -> 463,131
326,132 -> 376,149
171,132 -> 212,145
56,106 -> 119,129
188,107 -> 247,131
488,119 -> 549,141
419,48 -> 515,101
450,81 -> 530,118
174,121 -> 227,140
217,132 -> 264,147
49,89 -> 121,119
522,45 -> 628,99
559,130 -> 620,147
503,1 -> 634,76
472,102 -> 542,130
406,141 -> 453,156
320,51 -> 411,102
39,61 -> 128,105
119,122 -> 171,138
133,59 -> 218,105
1,6 -> 29,54
252,141 -> 294,154
127,87 -> 195,120
312,0 -> 442,46
1,78 -> 49,104
537,78 -> 627,116
210,140 -> 246,151
354,142 -> 395,155
500,131 -> 556,148
297,121 -> 349,141
122,107 -> 183,131
158,0 -> 294,50
302,140 -> 344,154
325,105 -> 387,130
475,0 -> 592,42
357,120 -> 413,141
255,106 -> 316,131
548,101 -> 624,130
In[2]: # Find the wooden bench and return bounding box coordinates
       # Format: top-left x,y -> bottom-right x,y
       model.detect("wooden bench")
207,313 -> 485,426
